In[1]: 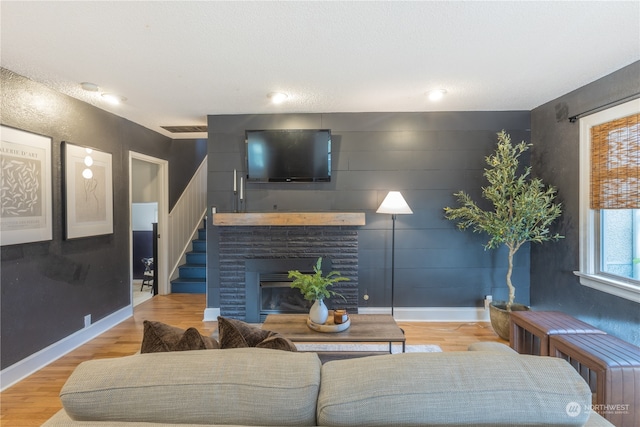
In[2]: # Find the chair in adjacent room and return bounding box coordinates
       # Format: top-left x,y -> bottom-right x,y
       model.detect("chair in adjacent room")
141,257 -> 154,292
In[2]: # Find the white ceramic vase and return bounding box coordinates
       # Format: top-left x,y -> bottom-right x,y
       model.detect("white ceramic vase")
309,299 -> 329,324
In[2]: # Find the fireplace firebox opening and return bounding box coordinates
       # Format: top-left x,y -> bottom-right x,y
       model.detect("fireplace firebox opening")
245,258 -> 334,322
260,273 -> 311,317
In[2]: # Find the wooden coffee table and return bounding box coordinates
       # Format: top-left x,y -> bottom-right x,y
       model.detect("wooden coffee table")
262,313 -> 406,353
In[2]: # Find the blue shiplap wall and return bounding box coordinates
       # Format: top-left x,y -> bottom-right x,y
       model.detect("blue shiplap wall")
206,111 -> 531,315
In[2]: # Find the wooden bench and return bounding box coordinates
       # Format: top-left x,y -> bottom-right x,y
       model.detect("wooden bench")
549,333 -> 640,427
509,311 -> 605,356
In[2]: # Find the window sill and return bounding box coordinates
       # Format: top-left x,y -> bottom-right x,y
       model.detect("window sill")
573,271 -> 640,303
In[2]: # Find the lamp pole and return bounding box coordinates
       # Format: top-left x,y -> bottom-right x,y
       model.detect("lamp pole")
376,191 -> 412,319
390,213 -> 397,316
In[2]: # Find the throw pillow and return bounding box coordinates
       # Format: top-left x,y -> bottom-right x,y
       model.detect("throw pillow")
141,320 -> 219,353
217,316 -> 270,348
217,316 -> 297,351
256,334 -> 298,352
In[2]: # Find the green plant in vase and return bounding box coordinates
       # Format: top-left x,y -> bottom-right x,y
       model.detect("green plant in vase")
289,257 -> 348,324
444,130 -> 563,339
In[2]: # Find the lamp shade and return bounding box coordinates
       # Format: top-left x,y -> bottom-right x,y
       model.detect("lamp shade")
376,191 -> 413,215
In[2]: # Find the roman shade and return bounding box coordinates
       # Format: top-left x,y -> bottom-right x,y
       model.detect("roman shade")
590,113 -> 640,209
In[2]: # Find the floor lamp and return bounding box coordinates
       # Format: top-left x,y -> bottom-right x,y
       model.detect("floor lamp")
376,191 -> 413,317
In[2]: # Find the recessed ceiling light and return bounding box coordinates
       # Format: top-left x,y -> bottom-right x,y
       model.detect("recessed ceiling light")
268,92 -> 288,104
427,89 -> 447,101
101,93 -> 126,105
80,82 -> 99,92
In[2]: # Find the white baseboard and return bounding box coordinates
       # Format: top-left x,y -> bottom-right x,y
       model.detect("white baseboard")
203,307 -> 220,321
358,306 -> 490,322
0,305 -> 132,392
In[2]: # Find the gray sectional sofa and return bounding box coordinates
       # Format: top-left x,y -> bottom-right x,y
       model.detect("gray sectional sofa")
42,346 -> 613,426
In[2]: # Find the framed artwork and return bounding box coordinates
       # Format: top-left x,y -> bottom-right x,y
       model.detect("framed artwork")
1,125 -> 53,246
63,142 -> 113,239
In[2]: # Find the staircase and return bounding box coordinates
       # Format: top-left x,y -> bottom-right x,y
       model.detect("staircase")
171,228 -> 206,293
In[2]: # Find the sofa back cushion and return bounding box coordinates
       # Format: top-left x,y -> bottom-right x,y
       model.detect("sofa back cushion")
59,348 -> 321,426
317,352 -> 592,426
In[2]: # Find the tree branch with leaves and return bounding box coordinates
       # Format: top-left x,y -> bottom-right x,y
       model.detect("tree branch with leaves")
444,130 -> 563,310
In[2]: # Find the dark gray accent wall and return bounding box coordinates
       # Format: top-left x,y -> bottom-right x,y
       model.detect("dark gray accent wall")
207,112 -> 531,313
0,69 -> 204,369
530,61 -> 640,346
168,138 -> 207,210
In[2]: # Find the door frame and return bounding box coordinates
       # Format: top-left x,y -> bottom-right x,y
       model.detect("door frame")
129,151 -> 169,296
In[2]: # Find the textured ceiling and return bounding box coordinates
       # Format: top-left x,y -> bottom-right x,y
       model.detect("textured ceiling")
1,1 -> 639,139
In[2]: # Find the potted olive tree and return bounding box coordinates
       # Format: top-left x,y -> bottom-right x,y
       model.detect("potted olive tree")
444,130 -> 563,340
288,257 -> 348,325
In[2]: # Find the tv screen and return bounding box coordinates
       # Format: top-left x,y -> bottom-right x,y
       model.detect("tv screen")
246,129 -> 331,182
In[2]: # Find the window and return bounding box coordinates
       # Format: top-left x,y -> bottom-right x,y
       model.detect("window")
600,209 -> 639,280
576,99 -> 640,303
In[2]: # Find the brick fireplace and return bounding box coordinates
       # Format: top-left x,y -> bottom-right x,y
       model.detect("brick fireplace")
213,213 -> 364,322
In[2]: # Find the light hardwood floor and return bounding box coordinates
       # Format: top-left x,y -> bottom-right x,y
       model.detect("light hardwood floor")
0,294 -> 506,426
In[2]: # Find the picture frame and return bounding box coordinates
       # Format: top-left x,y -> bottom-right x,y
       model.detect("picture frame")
1,125 -> 53,246
63,142 -> 113,239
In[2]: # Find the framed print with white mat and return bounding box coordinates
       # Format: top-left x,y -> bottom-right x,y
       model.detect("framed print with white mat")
63,142 -> 113,239
0,125 -> 52,246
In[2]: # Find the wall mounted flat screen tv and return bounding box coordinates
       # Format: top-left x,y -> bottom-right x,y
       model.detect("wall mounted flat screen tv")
246,129 -> 331,182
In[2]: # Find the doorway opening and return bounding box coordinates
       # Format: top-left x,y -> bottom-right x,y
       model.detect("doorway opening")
129,152 -> 168,306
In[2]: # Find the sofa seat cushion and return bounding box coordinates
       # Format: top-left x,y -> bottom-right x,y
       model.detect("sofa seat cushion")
59,348 -> 320,426
317,352 -> 592,426
42,408 -> 238,426
467,341 -> 517,353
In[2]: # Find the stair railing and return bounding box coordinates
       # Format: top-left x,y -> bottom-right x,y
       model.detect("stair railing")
167,156 -> 208,287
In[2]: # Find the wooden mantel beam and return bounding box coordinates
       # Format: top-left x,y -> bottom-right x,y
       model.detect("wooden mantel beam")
212,212 -> 366,226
